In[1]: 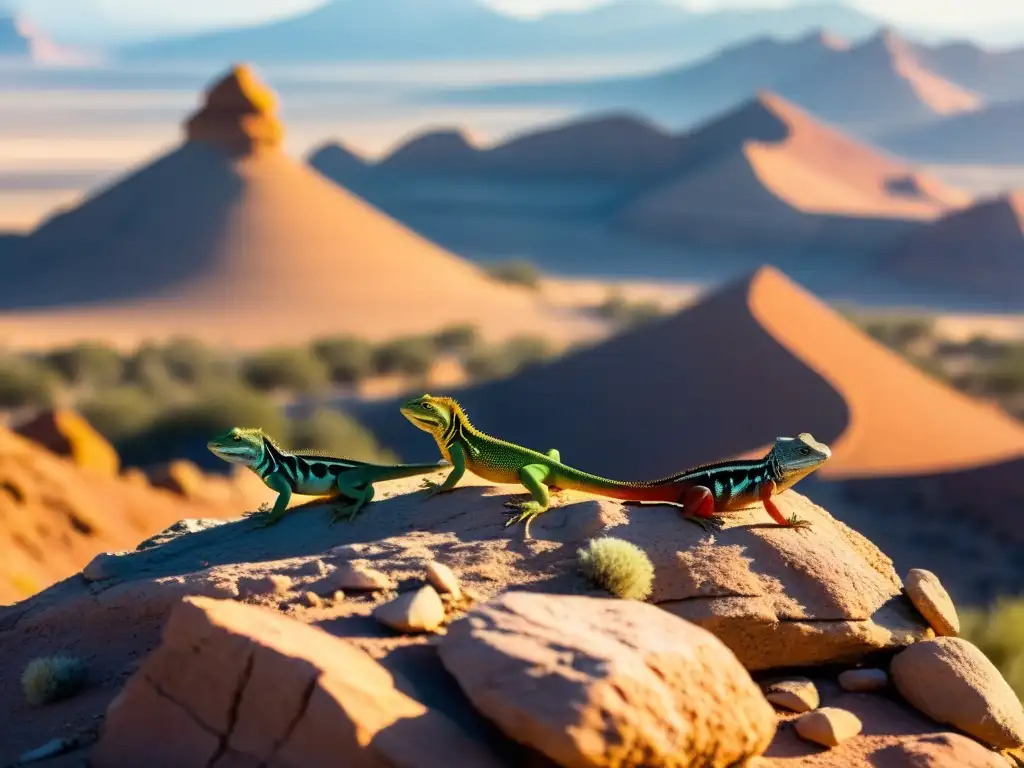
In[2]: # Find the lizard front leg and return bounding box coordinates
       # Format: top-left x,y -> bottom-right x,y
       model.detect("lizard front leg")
504,463 -> 552,539
256,472 -> 293,528
760,480 -> 812,529
545,448 -> 565,496
421,442 -> 466,499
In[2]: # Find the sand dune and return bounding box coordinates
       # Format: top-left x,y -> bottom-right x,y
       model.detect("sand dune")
884,193 -> 1024,300
774,28 -> 982,132
0,65 -> 601,350
619,92 -> 970,248
358,265 -> 1024,478
881,100 -> 1024,164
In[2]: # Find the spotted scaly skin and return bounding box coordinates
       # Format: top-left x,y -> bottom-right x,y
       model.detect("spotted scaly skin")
207,427 -> 449,527
400,394 -> 832,538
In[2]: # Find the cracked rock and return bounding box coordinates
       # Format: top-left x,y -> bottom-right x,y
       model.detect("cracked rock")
91,596 -> 506,767
439,591 -> 776,768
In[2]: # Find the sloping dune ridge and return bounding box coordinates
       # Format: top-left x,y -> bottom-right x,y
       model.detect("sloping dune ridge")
0,64 -> 595,349
358,265 -> 1024,485
884,192 -> 1024,300
619,92 -> 969,246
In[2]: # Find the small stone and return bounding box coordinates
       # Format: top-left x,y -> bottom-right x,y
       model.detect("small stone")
311,561 -> 395,594
82,552 -> 130,582
426,561 -> 462,599
303,592 -> 323,608
374,586 -> 446,634
891,637 -> 1024,750
839,668 -> 889,692
764,677 -> 819,713
237,574 -> 293,599
794,707 -> 863,747
906,568 -> 960,636
332,591 -> 346,604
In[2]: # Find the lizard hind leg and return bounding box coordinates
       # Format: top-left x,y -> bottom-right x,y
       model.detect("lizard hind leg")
329,481 -> 375,526
681,485 -> 724,533
544,450 -> 566,496
504,463 -> 552,539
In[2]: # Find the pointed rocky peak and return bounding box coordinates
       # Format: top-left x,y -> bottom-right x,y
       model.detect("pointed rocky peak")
379,129 -> 479,170
795,27 -> 849,51
184,63 -> 284,155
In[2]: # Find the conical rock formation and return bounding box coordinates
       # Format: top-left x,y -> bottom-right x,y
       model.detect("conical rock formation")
185,64 -> 284,155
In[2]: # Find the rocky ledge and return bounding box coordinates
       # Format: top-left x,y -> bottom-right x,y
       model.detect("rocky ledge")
1,475 -> 1021,767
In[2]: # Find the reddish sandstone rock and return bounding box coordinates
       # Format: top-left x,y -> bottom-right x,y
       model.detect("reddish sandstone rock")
14,408 -> 119,476
439,591 -> 776,768
185,64 -> 284,155
91,595 -> 506,767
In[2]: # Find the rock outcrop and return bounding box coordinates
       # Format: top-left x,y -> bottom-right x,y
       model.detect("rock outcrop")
14,408 -> 120,476
184,63 -> 284,155
0,474 -> 1018,766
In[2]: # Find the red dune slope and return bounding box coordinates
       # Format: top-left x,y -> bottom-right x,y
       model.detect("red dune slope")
363,266 -> 1024,484
619,92 -> 969,247
0,64 -> 595,349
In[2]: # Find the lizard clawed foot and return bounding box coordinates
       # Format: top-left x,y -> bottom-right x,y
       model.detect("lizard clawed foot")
420,478 -> 450,500
785,514 -> 813,530
329,502 -> 363,526
504,500 -> 547,541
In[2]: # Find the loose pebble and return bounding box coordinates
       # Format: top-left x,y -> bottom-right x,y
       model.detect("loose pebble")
374,586 -> 446,634
304,592 -> 324,608
794,707 -> 863,747
906,568 -> 960,636
311,561 -> 395,593
426,561 -> 462,599
764,677 -> 819,713
838,668 -> 889,692
237,574 -> 294,599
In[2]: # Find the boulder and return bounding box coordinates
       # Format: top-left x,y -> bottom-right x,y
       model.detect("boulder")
14,408 -> 119,476
438,591 -> 776,768
91,596 -> 507,767
185,64 -> 284,155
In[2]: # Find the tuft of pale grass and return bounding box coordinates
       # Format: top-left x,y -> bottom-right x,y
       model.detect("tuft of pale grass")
21,655 -> 88,706
577,536 -> 655,601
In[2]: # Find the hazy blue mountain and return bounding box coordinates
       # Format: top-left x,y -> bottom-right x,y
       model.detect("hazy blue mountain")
117,0 -> 879,64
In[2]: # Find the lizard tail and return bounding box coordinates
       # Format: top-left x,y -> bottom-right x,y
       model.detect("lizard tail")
374,460 -> 450,481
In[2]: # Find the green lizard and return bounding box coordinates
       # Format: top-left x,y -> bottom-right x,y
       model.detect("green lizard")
207,426 -> 449,527
399,394 -> 831,538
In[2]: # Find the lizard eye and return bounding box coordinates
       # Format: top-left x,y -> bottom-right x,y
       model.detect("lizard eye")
233,435 -> 242,442
799,447 -> 810,456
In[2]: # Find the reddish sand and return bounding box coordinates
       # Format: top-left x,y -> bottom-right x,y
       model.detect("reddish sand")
369,265 -> 1024,482
619,92 -> 970,246
885,192 -> 1024,299
0,65 -> 599,350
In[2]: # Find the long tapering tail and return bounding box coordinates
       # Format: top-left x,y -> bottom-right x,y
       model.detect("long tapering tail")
374,459 -> 451,481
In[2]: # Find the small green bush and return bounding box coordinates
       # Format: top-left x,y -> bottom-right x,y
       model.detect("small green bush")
484,259 -> 542,290
242,347 -> 330,394
860,316 -> 935,352
78,386 -> 161,444
463,335 -> 554,381
0,356 -> 59,408
160,337 -> 233,387
432,324 -> 480,354
311,336 -> 375,384
372,336 -> 437,377
290,407 -> 398,464
960,596 -> 1024,700
577,537 -> 655,601
981,347 -> 1024,396
22,655 -> 88,706
123,342 -> 177,395
595,291 -> 666,329
43,341 -> 125,388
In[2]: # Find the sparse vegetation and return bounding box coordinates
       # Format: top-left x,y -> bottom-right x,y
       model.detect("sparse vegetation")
21,655 -> 88,706
373,336 -> 437,378
960,596 -> 1024,702
78,386 -> 161,444
484,258 -> 542,290
290,407 -> 398,463
44,341 -> 125,388
594,290 -> 667,329
462,334 -> 556,381
0,356 -> 59,409
577,537 -> 655,601
242,346 -> 330,394
432,324 -> 480,355
311,336 -> 375,384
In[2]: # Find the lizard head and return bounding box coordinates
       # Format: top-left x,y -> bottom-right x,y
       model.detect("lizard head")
400,394 -> 457,437
770,433 -> 831,487
207,426 -> 266,467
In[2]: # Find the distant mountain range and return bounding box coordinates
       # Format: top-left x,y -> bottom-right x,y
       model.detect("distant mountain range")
0,13 -> 91,64
115,0 -> 880,64
442,27 -> 1012,138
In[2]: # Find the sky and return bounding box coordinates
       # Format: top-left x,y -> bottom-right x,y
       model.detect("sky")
14,0 -> 1024,39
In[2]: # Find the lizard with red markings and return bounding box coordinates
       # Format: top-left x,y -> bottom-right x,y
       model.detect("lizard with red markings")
400,393 -> 831,537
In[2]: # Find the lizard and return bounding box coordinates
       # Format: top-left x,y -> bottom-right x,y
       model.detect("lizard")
207,426 -> 449,527
399,393 -> 831,538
